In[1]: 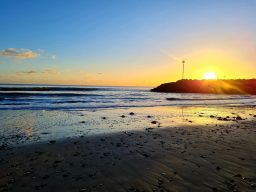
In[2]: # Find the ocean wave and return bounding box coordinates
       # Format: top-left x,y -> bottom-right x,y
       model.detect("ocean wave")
166,97 -> 251,101
0,85 -> 255,111
0,92 -> 103,97
0,103 -> 30,105
0,87 -> 101,92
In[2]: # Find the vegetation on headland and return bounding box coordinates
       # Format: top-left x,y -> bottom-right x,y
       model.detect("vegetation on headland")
151,79 -> 256,95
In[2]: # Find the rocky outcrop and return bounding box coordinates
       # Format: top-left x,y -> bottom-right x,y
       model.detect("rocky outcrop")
151,79 -> 256,95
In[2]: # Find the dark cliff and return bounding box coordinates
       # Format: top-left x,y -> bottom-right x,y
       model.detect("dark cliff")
151,79 -> 256,95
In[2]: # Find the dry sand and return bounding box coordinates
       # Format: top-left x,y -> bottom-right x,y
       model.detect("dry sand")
0,107 -> 256,192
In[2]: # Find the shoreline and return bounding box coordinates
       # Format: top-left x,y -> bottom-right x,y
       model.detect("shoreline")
1,105 -> 256,148
1,105 -> 256,191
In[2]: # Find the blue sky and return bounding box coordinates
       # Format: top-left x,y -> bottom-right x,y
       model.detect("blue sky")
0,0 -> 255,85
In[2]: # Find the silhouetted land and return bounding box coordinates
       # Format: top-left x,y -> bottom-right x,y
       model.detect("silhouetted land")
151,79 -> 256,95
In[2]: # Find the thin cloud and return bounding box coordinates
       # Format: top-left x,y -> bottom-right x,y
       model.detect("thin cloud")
25,70 -> 37,74
159,48 -> 182,62
16,69 -> 59,75
0,48 -> 39,59
16,70 -> 38,75
43,69 -> 59,74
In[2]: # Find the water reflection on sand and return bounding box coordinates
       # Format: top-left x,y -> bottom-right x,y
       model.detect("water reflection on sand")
0,105 -> 255,147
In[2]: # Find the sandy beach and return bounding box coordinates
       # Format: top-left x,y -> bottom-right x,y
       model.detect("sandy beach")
0,106 -> 256,192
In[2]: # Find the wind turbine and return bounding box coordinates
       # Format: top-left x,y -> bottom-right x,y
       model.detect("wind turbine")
182,60 -> 185,80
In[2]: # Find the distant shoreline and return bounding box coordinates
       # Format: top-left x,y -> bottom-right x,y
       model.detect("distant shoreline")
151,79 -> 256,95
0,83 -> 153,89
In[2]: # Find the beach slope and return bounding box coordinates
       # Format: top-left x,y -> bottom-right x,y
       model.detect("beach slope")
1,108 -> 256,192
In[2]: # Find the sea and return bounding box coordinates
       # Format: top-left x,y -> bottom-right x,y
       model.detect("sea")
0,84 -> 256,110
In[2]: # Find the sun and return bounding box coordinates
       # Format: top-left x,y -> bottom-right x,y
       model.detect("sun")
203,72 -> 217,80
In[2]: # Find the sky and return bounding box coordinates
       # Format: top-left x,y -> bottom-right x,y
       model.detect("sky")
0,0 -> 255,86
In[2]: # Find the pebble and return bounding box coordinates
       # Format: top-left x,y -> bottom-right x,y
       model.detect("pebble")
143,153 -> 149,158
54,160 -> 62,164
116,143 -> 121,147
23,171 -> 32,175
234,174 -> 242,178
8,179 -> 15,184
49,140 -> 56,144
88,173 -> 95,177
80,188 -> 89,192
41,132 -> 49,135
128,186 -> 136,192
236,116 -> 242,120
42,175 -> 49,180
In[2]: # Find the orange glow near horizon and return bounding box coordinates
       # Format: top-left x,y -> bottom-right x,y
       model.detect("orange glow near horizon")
0,47 -> 254,87
183,47 -> 255,82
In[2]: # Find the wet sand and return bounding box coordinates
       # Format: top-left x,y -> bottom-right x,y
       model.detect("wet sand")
0,107 -> 256,192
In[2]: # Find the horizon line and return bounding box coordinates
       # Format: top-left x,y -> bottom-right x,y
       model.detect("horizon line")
0,82 -> 154,88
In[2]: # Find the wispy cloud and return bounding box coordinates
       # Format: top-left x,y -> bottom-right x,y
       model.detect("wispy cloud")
0,48 -> 39,59
159,48 -> 182,62
43,69 -> 59,74
16,69 -> 59,75
22,70 -> 37,74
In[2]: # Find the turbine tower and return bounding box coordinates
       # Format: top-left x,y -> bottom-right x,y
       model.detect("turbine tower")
182,60 -> 185,80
